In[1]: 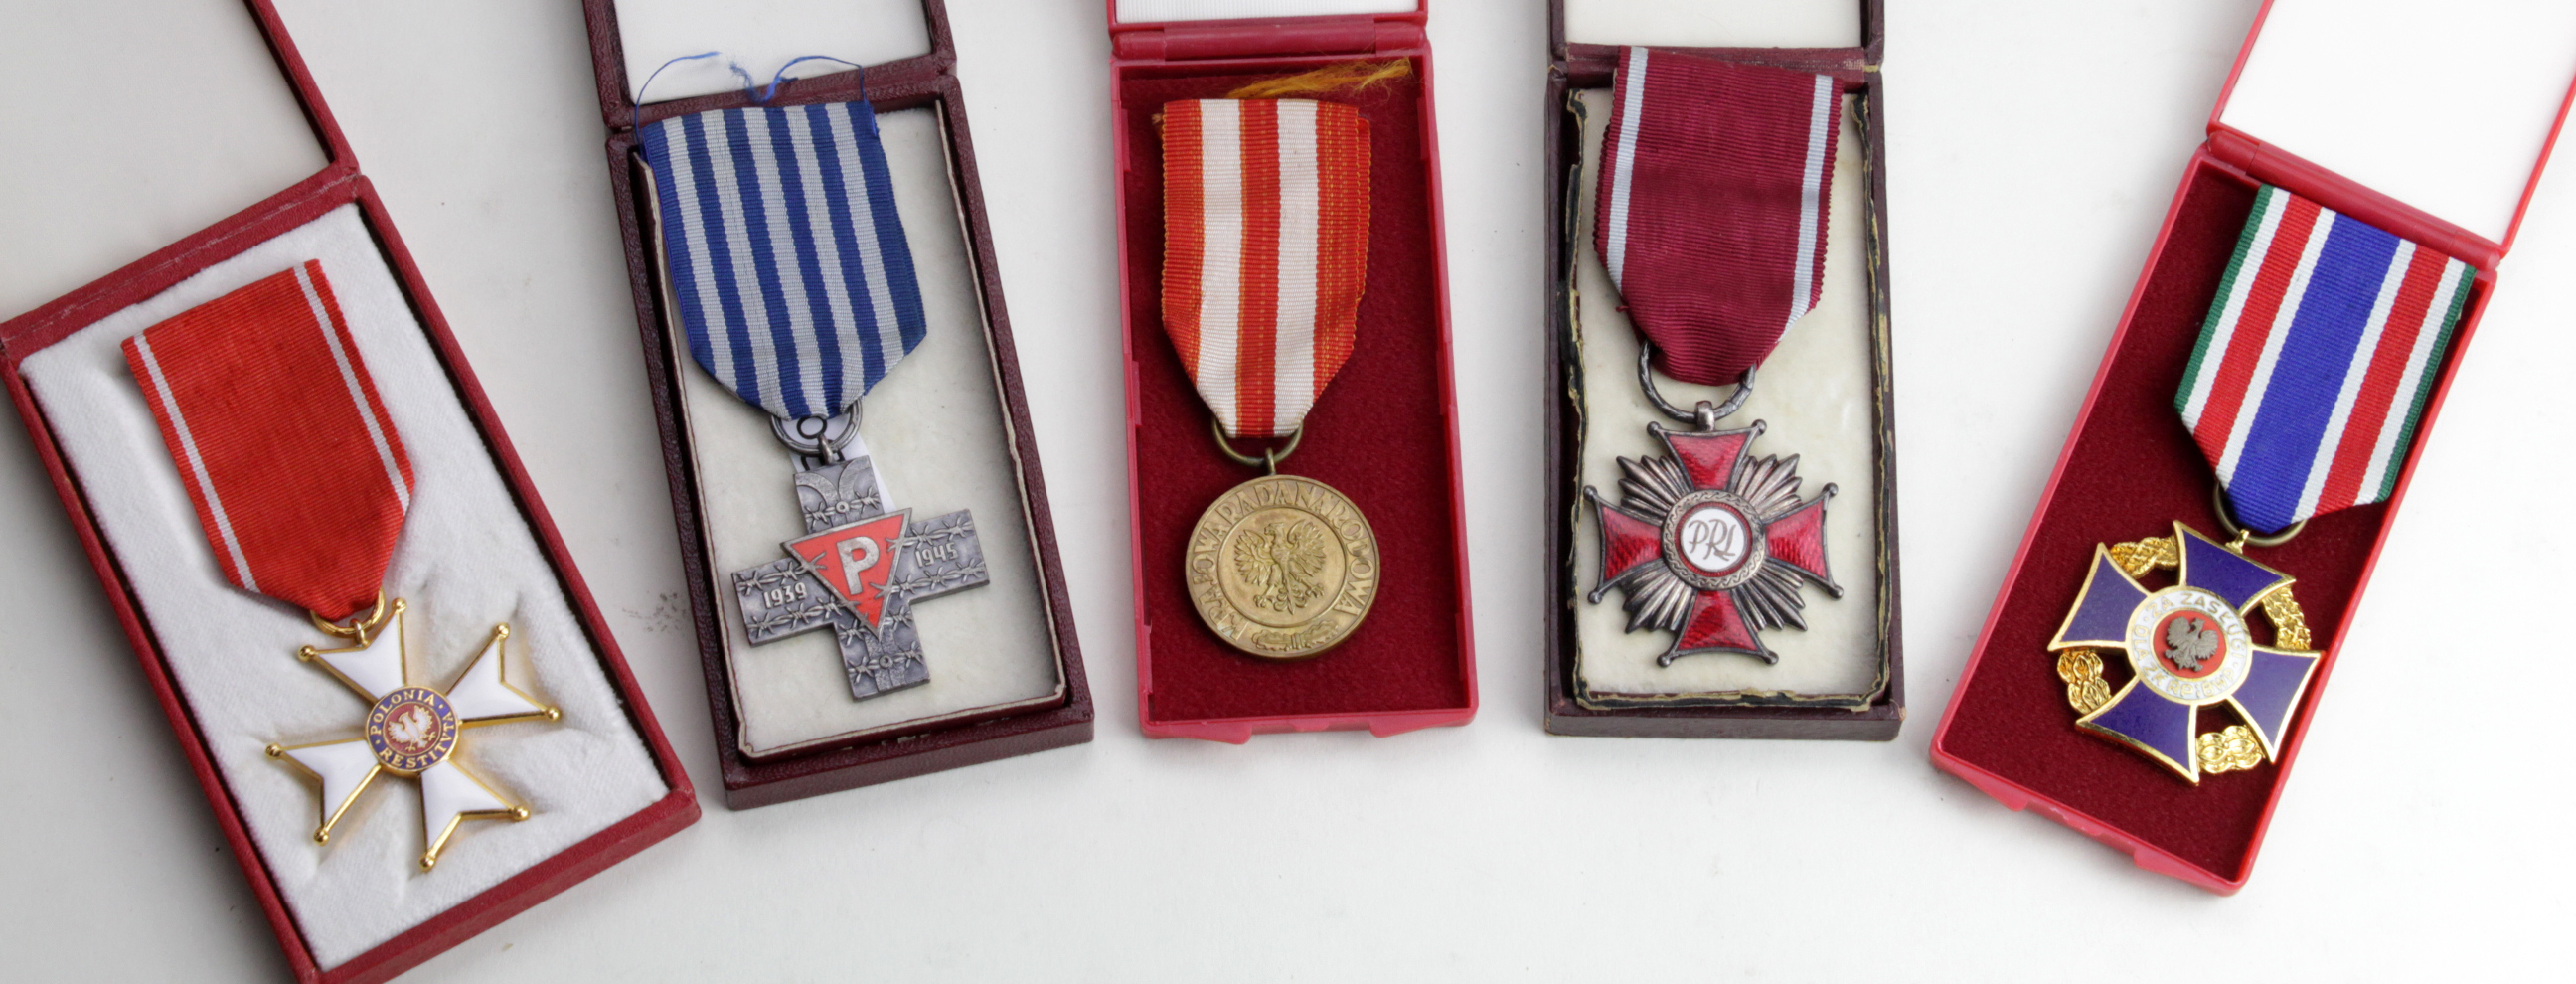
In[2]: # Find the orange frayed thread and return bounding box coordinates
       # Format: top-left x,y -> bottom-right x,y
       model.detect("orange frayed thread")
1223,59 -> 1412,100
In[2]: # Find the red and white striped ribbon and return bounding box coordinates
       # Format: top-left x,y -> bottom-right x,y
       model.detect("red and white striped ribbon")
123,260 -> 415,621
1161,97 -> 1370,440
1598,47 -> 1840,387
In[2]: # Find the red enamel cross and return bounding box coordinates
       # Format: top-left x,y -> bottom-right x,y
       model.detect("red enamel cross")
1587,422 -> 1840,665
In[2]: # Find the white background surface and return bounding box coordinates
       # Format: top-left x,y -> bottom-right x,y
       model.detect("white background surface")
1,1 -> 2568,980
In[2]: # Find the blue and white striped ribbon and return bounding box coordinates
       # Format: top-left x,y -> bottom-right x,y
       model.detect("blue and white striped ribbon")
642,100 -> 926,421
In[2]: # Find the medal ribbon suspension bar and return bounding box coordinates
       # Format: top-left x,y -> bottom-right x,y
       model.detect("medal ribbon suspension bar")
2047,185 -> 2475,784
1582,48 -> 1848,667
638,59 -> 990,701
124,260 -> 558,871
1161,69 -> 1394,661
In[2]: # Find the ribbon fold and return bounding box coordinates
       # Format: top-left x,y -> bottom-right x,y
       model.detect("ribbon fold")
642,98 -> 927,422
1161,97 -> 1370,440
1596,47 -> 1841,387
124,260 -> 414,621
2176,185 -> 2473,532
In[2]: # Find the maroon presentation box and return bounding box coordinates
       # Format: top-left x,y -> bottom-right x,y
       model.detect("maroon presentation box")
580,0 -> 1093,806
1931,0 -> 2576,892
0,2 -> 699,980
1541,0 -> 1902,740
1107,0 -> 1478,742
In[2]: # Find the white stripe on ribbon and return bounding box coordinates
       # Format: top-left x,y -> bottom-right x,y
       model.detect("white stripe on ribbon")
702,116 -> 783,410
132,335 -> 259,592
1195,100 -> 1244,433
1603,46 -> 1650,288
1273,99 -> 1322,438
2295,240 -> 2414,519
1786,72 -> 1835,327
666,117 -> 738,395
2217,210 -> 2335,483
296,264 -> 408,513
786,106 -> 864,389
825,103 -> 907,378
742,110 -> 827,410
2358,260 -> 2467,495
2180,189 -> 2289,427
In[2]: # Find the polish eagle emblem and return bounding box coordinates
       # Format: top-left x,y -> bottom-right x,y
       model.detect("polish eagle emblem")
1234,514 -> 1333,614
2163,613 -> 2221,672
385,704 -> 436,750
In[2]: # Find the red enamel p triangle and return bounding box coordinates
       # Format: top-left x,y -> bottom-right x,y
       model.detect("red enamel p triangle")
786,511 -> 909,631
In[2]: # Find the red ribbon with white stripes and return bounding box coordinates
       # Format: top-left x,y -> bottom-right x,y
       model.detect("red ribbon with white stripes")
1161,97 -> 1370,440
123,260 -> 415,622
1597,47 -> 1841,387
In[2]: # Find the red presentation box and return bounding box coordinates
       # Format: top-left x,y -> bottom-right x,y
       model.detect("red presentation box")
0,1 -> 697,980
1540,0 -> 1902,740
1107,0 -> 1478,741
1931,0 -> 2576,893
581,0 -> 1093,807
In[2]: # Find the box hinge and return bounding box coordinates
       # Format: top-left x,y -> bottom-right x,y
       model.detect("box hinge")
1114,20 -> 1425,62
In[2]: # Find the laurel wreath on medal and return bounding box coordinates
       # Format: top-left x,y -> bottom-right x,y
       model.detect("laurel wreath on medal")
2051,534 -> 2316,776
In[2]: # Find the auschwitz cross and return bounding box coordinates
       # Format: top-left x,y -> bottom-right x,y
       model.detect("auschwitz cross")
643,97 -> 997,700
729,455 -> 988,699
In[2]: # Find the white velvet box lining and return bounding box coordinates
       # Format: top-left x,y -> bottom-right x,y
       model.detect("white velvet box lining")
653,106 -> 1066,759
1563,0 -> 1860,51
1568,84 -> 1884,707
19,206 -> 671,969
0,0 -> 325,323
615,0 -> 933,104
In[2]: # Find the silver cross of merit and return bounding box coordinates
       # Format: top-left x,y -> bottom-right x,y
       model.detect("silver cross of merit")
729,456 -> 989,700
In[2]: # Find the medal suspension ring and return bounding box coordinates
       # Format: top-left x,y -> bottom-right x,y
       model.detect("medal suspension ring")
2053,534 -> 2313,776
1186,474 -> 1380,660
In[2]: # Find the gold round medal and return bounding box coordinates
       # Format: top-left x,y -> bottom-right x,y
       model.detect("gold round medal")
1186,473 -> 1380,660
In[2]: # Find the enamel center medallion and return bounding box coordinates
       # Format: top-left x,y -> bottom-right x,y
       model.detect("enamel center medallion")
366,687 -> 459,773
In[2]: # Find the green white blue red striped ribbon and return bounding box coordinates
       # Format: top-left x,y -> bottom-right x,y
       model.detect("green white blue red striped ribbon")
2177,185 -> 2473,532
642,99 -> 925,422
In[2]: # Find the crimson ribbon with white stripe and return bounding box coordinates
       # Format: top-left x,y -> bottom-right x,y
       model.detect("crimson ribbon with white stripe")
2176,185 -> 2473,533
124,260 -> 415,621
1597,47 -> 1840,387
1161,97 -> 1370,440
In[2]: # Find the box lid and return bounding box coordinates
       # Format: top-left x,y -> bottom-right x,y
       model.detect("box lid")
602,0 -> 945,108
2211,0 -> 2576,259
1108,0 -> 1427,62
1554,0 -> 1865,53
0,0 -> 350,331
1110,0 -> 1423,29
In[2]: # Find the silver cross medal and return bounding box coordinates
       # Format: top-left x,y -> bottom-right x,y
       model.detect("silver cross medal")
729,416 -> 989,700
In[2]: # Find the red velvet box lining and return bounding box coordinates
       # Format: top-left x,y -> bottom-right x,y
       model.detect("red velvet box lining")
1934,153 -> 2485,882
1117,63 -> 1472,725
